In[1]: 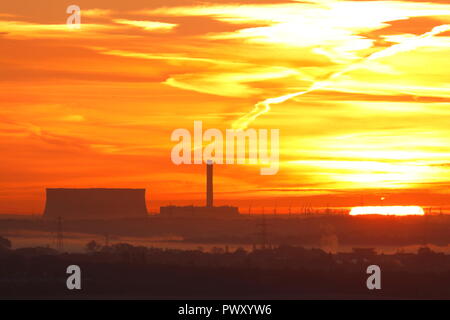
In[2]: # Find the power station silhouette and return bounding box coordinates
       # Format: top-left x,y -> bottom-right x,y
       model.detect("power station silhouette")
43,161 -> 239,220
160,160 -> 239,217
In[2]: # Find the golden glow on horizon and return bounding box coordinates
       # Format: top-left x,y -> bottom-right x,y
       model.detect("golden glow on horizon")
350,206 -> 425,216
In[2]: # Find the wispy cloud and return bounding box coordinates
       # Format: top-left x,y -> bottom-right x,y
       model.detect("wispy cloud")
114,19 -> 177,31
0,20 -> 119,39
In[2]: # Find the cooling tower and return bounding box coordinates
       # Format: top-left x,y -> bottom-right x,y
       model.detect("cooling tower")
43,188 -> 148,220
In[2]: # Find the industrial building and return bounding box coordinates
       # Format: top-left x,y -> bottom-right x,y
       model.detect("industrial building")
43,188 -> 148,220
43,162 -> 238,220
159,161 -> 240,218
159,205 -> 239,217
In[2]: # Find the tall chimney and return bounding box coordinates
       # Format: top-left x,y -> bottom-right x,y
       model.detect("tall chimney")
206,160 -> 213,207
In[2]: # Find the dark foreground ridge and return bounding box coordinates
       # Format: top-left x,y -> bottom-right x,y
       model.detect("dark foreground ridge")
1,238 -> 450,299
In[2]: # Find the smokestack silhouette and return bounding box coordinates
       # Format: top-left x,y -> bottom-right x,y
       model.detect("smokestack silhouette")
206,160 -> 213,207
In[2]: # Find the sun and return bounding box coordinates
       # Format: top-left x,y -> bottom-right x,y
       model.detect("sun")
350,206 -> 425,216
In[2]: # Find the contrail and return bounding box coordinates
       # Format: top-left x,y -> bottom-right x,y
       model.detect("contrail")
232,24 -> 450,130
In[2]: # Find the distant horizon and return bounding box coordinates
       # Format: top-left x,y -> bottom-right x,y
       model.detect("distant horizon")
3,204 -> 450,216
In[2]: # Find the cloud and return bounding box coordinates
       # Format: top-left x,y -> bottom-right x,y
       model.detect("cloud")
82,9 -> 114,18
94,48 -> 242,65
0,20 -> 119,39
232,24 -> 450,129
164,66 -> 299,97
114,19 -> 177,31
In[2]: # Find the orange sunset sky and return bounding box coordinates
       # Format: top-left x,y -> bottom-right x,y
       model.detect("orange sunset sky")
1,0 -> 450,214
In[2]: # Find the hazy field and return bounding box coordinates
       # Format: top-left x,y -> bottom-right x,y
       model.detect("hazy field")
3,230 -> 450,254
